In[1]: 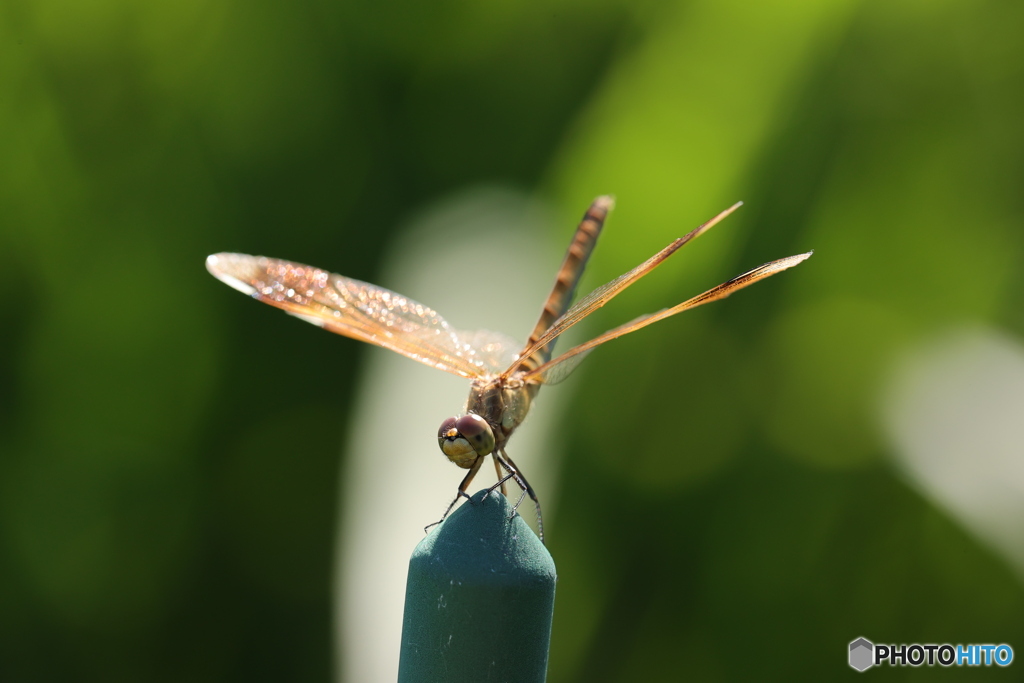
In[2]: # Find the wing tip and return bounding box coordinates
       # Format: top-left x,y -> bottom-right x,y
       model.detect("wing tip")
206,253 -> 259,296
763,250 -> 813,277
677,201 -> 744,243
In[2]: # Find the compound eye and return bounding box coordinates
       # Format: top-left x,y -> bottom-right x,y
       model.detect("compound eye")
455,414 -> 495,456
437,414 -> 495,468
438,416 -> 458,441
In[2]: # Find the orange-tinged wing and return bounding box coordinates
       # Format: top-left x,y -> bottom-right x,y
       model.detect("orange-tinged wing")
525,251 -> 813,384
502,201 -> 742,378
206,253 -> 518,378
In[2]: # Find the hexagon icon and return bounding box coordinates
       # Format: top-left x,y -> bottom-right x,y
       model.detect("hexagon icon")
849,637 -> 874,671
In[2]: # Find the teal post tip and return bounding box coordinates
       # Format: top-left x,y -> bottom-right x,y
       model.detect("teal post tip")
397,489 -> 557,683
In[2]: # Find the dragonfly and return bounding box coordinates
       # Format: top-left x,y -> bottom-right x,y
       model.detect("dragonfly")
206,197 -> 811,542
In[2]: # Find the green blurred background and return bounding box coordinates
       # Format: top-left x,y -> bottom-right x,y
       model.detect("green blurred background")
3,0 -> 1024,680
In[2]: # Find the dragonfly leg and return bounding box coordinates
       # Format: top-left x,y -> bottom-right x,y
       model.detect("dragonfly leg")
492,455 -> 509,496
490,454 -> 528,509
424,456 -> 483,535
487,452 -> 524,499
495,449 -> 544,544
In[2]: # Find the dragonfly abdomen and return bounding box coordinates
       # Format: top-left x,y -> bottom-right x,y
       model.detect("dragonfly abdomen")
519,196 -> 613,373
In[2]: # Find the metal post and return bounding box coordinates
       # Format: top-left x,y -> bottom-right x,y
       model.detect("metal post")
397,489 -> 557,682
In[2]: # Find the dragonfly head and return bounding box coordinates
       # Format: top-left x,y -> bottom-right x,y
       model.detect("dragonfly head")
438,413 -> 495,468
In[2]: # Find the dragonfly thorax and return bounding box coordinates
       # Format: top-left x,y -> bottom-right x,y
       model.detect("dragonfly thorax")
469,375 -> 532,441
436,375 -> 533,469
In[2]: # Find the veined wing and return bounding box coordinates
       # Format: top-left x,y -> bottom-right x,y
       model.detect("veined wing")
525,251 -> 813,384
206,253 -> 518,378
503,201 -> 742,378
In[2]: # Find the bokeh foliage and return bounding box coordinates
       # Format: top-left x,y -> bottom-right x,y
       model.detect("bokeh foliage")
2,0 -> 1023,681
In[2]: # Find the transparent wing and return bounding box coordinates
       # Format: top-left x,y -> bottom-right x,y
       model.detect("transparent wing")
525,251 -> 813,384
206,253 -> 519,378
503,202 -> 742,378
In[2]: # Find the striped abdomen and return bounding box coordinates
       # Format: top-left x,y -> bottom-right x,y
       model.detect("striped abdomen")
518,196 -> 612,373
